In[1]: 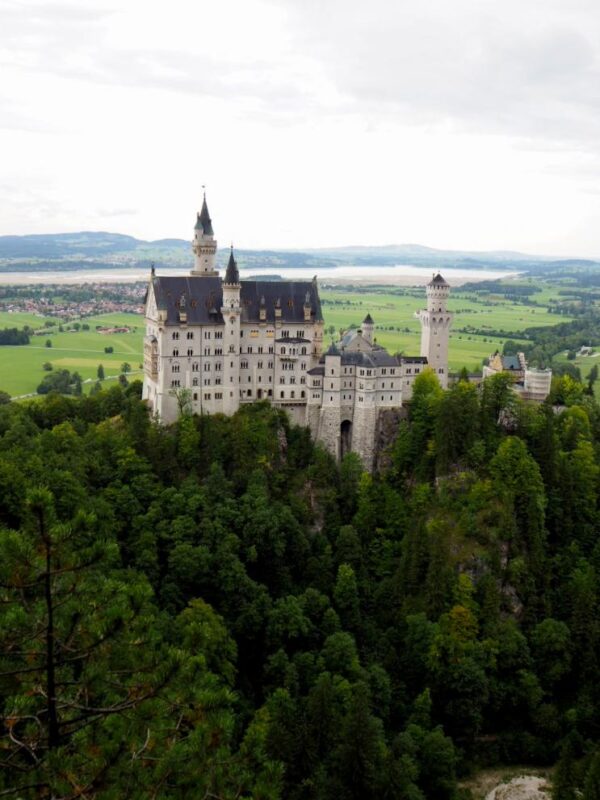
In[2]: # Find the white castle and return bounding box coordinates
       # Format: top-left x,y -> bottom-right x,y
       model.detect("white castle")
142,197 -> 453,468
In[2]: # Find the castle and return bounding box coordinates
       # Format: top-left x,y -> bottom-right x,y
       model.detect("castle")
142,197 -> 453,468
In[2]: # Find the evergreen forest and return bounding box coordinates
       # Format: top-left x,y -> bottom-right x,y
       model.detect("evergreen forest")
1,371 -> 600,798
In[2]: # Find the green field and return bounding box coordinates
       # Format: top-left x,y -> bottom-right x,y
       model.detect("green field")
320,289 -> 568,371
0,311 -> 56,329
0,312 -> 144,396
0,286 -> 576,396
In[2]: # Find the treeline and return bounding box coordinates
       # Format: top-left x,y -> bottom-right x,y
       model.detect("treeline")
460,281 -> 541,297
0,326 -> 30,345
503,313 -> 600,367
1,375 -> 600,798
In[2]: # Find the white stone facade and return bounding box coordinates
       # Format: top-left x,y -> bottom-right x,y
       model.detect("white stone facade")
415,273 -> 453,389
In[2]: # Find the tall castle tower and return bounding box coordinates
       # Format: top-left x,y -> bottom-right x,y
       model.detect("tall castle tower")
416,273 -> 453,389
221,247 -> 241,415
191,194 -> 218,275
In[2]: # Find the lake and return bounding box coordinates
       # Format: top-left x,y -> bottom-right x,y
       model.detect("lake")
0,264 -> 520,286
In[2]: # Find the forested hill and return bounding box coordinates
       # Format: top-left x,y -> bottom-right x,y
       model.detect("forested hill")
2,230 -> 600,271
1,374 -> 600,798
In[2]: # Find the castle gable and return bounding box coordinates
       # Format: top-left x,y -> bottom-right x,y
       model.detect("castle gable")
152,276 -> 224,325
240,280 -> 322,324
150,275 -> 322,326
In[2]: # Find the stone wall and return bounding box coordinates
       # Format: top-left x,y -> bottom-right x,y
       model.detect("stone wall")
317,406 -> 342,460
351,406 -> 378,470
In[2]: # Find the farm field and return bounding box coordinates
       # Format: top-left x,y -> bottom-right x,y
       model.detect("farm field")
0,310 -> 56,329
319,288 -> 569,371
0,312 -> 144,396
0,285 -> 575,396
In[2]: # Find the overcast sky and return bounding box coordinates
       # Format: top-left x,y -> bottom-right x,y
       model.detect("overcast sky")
2,0 -> 600,255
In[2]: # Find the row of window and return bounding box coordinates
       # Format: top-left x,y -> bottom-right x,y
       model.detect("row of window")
172,347 -> 225,357
172,329 -> 319,342
280,330 -> 306,339
244,346 -> 274,354
241,360 -> 276,369
171,331 -> 224,340
171,381 -> 311,403
280,346 -> 307,355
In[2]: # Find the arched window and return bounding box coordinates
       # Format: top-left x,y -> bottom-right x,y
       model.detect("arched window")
281,346 -> 286,355
280,390 -> 284,398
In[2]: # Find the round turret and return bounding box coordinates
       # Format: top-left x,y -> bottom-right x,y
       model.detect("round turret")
426,273 -> 450,312
362,313 -> 374,345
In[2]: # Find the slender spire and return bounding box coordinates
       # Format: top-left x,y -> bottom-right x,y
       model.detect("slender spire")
224,246 -> 240,284
195,193 -> 214,236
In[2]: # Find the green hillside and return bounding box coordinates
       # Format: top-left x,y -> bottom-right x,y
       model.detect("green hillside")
1,378 -> 600,796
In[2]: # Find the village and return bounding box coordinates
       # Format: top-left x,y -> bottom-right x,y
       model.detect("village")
0,281 -> 145,322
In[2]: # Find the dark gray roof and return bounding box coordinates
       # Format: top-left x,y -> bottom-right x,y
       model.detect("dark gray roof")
340,329 -> 359,347
501,355 -> 521,370
401,356 -> 428,364
428,272 -> 449,287
194,196 -> 214,236
368,350 -> 400,367
275,337 -> 311,343
224,249 -> 239,284
340,352 -> 375,367
307,366 -> 325,376
325,342 -> 340,356
151,275 -> 323,325
240,279 -> 322,324
363,313 -> 374,324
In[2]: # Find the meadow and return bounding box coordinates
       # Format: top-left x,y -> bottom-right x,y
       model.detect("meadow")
0,312 -> 144,396
0,285 -> 574,396
319,287 -> 567,371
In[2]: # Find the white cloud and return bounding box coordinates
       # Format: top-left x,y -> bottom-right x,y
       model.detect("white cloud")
0,0 -> 600,256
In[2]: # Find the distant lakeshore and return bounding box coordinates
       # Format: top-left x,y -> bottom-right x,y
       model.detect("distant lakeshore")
0,264 -> 520,286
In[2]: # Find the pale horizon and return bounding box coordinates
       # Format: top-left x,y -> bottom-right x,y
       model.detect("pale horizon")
3,0 -> 600,258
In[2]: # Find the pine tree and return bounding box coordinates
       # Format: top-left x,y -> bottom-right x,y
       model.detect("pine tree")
583,751 -> 600,800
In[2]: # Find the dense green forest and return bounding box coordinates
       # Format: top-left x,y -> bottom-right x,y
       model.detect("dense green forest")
1,373 -> 600,798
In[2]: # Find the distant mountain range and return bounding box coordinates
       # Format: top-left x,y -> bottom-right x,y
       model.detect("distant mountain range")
0,231 -> 599,273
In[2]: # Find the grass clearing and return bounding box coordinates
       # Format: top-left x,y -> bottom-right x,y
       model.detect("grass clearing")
0,311 -> 56,329
0,313 -> 144,396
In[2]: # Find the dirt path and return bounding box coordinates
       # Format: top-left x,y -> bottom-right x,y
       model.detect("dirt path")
485,775 -> 551,799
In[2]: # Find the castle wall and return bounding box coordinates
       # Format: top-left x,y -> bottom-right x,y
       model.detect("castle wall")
317,406 -> 342,460
351,406 -> 378,470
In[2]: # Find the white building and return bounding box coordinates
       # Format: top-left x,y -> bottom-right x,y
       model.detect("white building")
482,351 -> 552,401
142,199 -> 452,468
